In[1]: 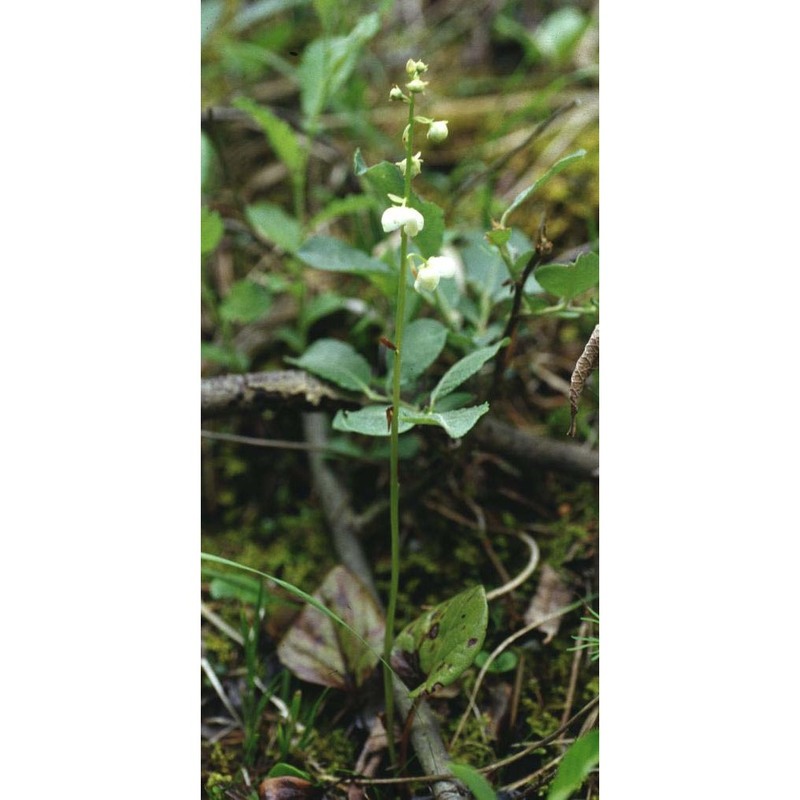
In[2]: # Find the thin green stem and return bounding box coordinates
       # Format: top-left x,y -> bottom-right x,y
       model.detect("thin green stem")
383,91 -> 416,765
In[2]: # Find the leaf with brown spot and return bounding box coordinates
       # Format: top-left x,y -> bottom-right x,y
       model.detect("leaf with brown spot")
391,585 -> 488,698
277,566 -> 385,690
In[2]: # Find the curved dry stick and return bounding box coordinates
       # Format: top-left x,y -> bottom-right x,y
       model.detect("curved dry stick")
568,323 -> 599,437
485,531 -> 540,602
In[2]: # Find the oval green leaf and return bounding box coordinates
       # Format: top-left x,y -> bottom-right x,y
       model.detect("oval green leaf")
245,202 -> 302,253
332,405 -> 416,437
402,403 -> 489,439
298,235 -> 390,276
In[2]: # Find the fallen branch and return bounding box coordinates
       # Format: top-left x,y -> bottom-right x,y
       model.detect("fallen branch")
474,416 -> 598,479
201,370 -> 355,417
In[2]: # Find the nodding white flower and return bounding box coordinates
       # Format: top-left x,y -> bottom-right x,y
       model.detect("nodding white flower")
389,85 -> 406,102
427,120 -> 449,143
395,152 -> 423,178
414,255 -> 458,293
381,205 -> 425,237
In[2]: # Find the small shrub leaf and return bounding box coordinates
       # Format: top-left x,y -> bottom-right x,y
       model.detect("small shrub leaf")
430,340 -> 508,407
535,251 -> 599,301
285,338 -> 372,393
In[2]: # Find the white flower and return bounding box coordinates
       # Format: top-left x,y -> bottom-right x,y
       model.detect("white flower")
427,120 -> 449,143
414,255 -> 458,293
381,205 -> 425,237
406,77 -> 428,93
395,152 -> 423,177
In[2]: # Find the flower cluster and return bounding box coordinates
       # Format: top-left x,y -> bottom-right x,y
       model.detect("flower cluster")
381,60 -> 456,295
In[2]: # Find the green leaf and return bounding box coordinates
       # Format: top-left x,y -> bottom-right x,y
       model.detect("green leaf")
299,292 -> 352,332
233,96 -> 304,177
535,252 -> 599,301
485,228 -> 512,247
200,342 -> 249,371
332,405 -> 416,437
297,13 -> 380,120
430,340 -> 508,408
285,338 -> 372,393
547,730 -> 599,800
308,194 -> 378,228
501,149 -> 586,228
389,318 -> 448,388
391,585 -> 488,698
267,763 -> 313,781
534,7 -> 589,65
201,206 -> 223,255
448,763 -> 497,800
277,565 -> 385,690
245,202 -> 302,253
298,235 -> 390,276
474,650 -> 518,673
219,280 -> 272,324
402,403 -> 490,439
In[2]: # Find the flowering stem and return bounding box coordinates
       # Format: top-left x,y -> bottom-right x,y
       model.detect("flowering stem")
383,91 -> 416,763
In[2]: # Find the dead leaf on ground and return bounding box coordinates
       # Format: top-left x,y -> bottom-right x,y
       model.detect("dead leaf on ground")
277,565 -> 385,690
524,564 -> 573,644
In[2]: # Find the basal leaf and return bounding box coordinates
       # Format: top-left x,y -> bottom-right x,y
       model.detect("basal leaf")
391,585 -> 488,698
402,403 -> 489,439
547,730 -> 599,800
276,566 -> 385,690
332,405 -> 416,437
535,252 -> 599,301
298,236 -> 390,276
201,206 -> 223,255
285,338 -> 372,393
245,202 -> 302,253
430,340 -> 508,408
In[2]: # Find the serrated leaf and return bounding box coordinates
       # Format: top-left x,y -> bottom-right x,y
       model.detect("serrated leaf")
402,403 -> 490,439
332,405 -> 416,437
391,585 -> 488,698
448,763 -> 497,800
387,318 -> 448,388
501,149 -> 586,227
277,566 -> 385,690
201,206 -> 224,255
430,340 -> 508,408
233,97 -> 304,178
219,280 -> 272,324
298,235 -> 390,275
285,338 -> 372,393
245,202 -> 302,253
547,730 -> 599,800
535,251 -> 599,301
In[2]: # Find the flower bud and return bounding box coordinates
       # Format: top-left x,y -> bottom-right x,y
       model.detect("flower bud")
427,120 -> 449,143
406,77 -> 428,94
389,85 -> 406,102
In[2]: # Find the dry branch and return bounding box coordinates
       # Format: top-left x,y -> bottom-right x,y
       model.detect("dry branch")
201,370 -> 355,417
